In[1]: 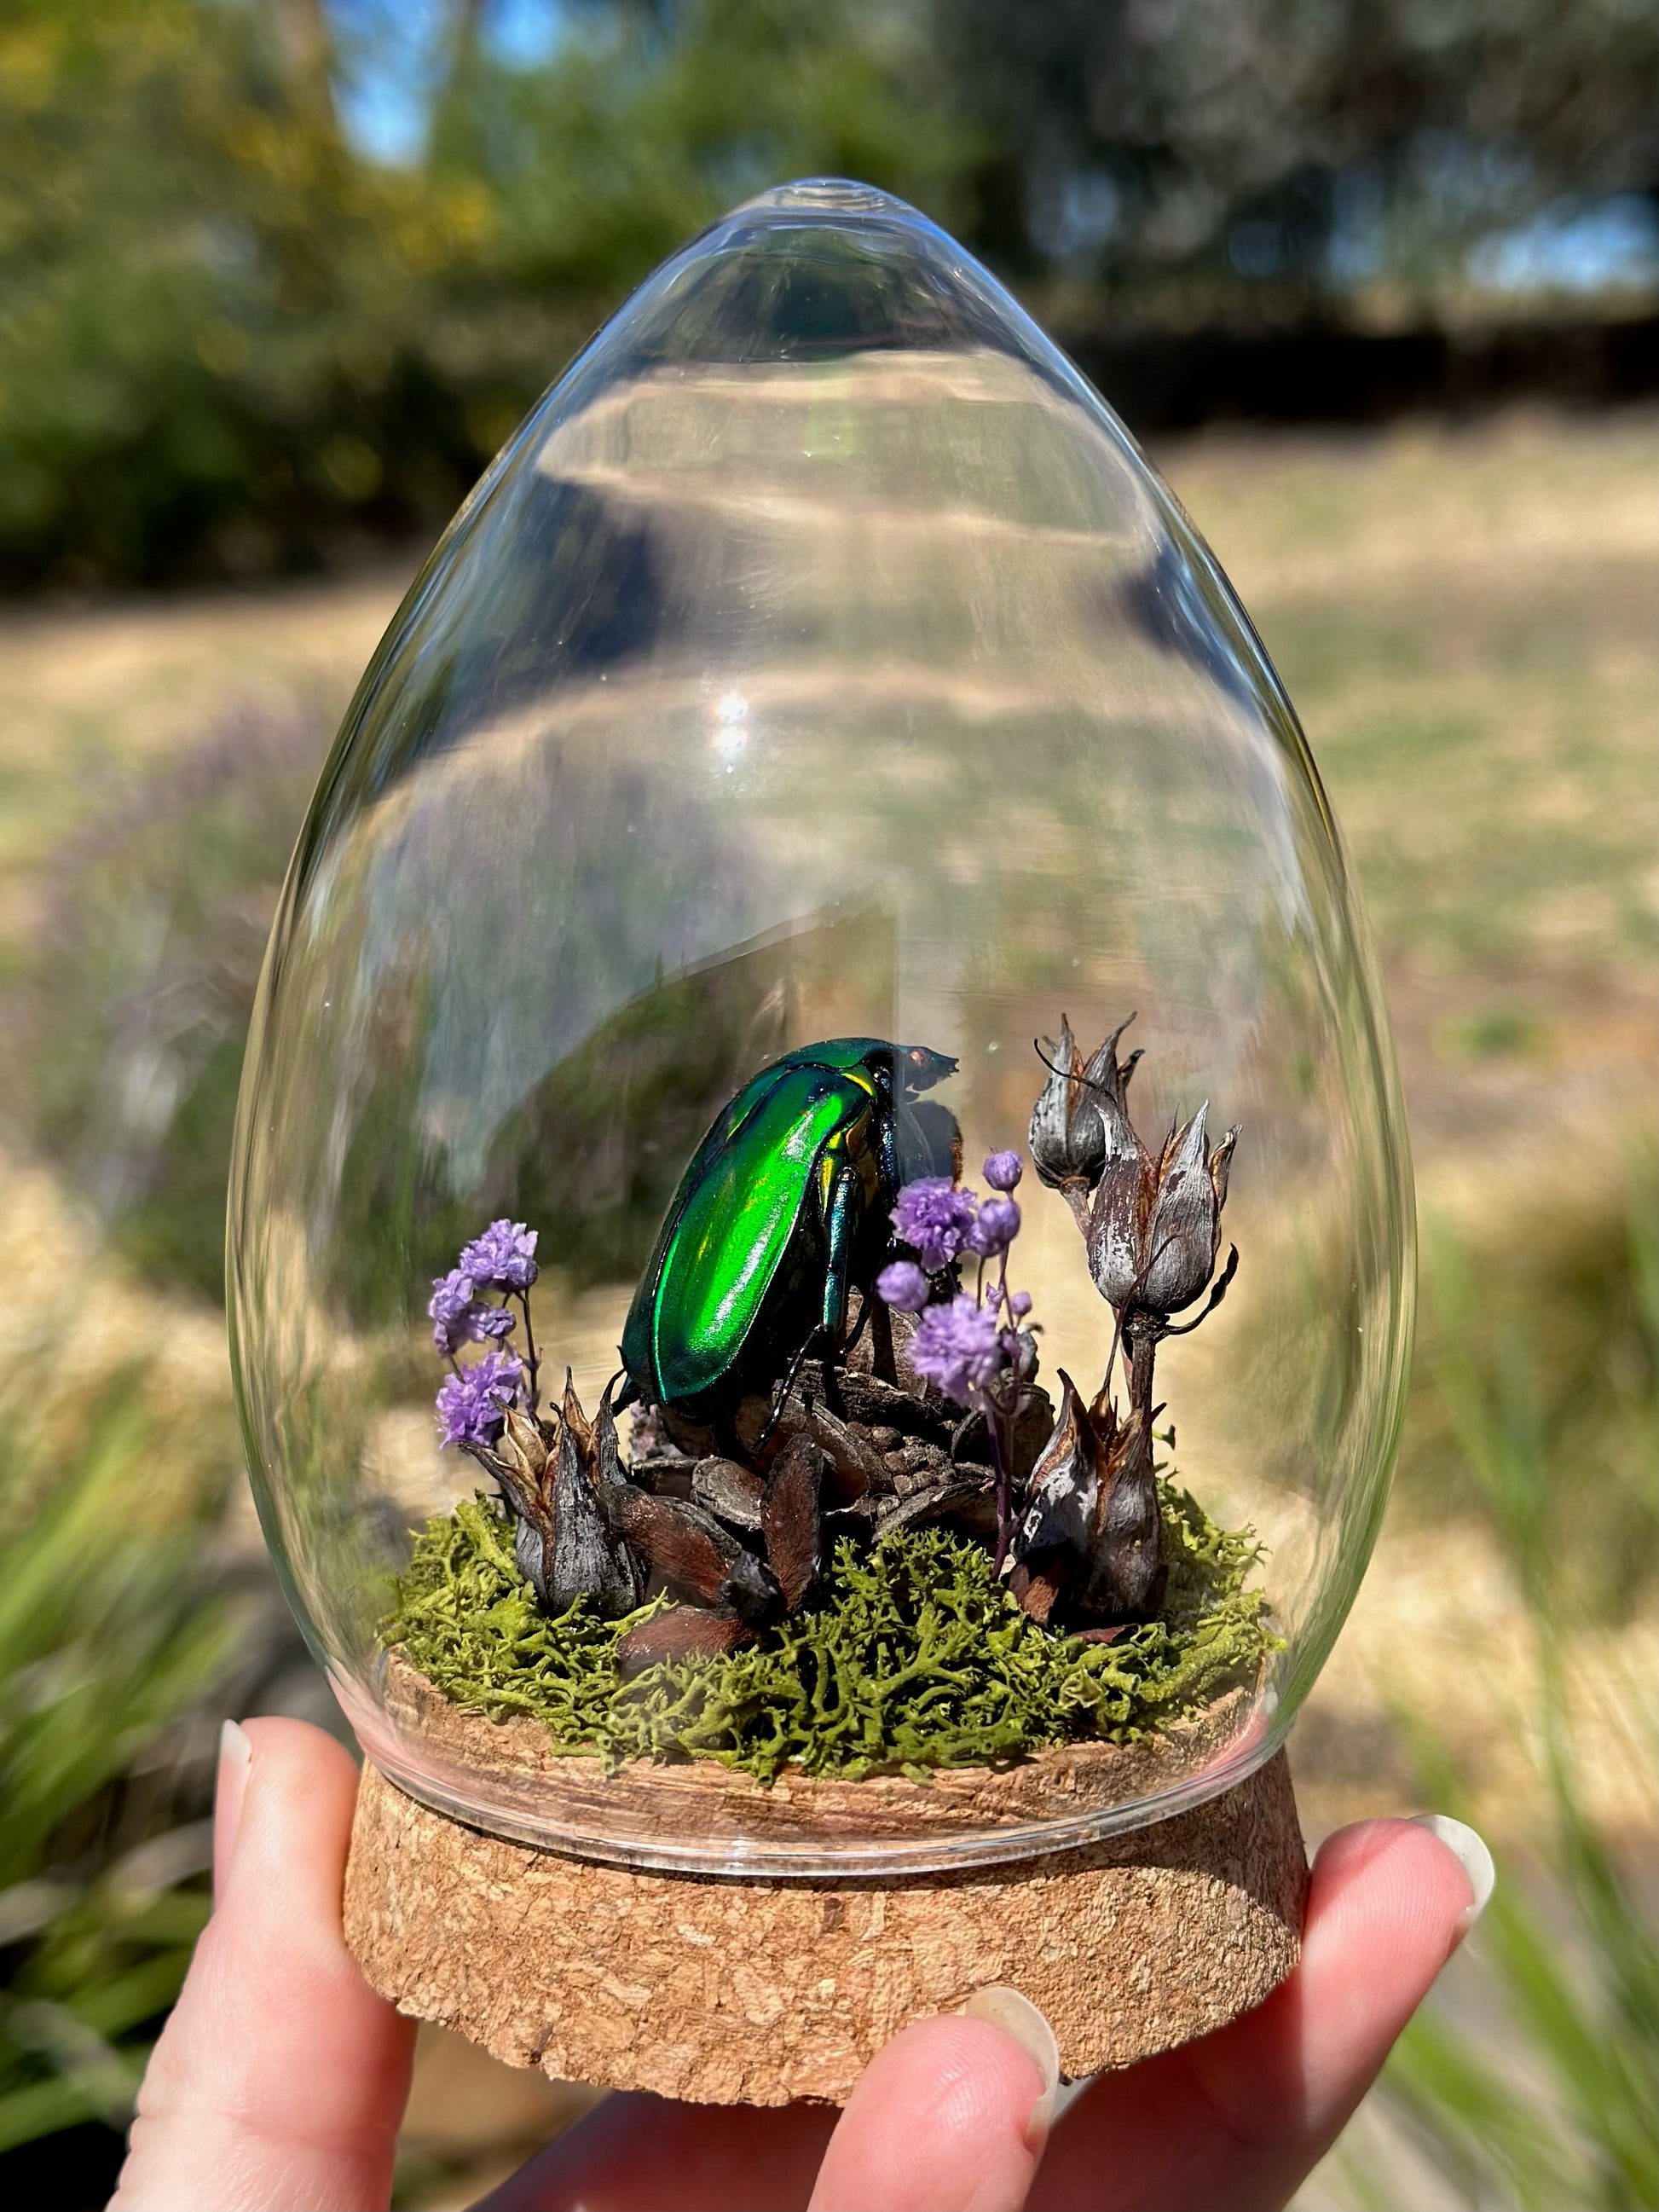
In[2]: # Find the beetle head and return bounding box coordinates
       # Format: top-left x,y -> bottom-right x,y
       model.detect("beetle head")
897,1043 -> 957,1097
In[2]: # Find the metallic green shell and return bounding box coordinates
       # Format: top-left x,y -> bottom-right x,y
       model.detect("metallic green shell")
621,1040 -> 899,1410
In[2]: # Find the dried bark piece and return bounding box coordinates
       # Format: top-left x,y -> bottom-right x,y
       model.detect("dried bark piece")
784,1399 -> 893,1500
616,1607 -> 757,1676
692,1457 -> 766,1532
760,1437 -> 824,1612
606,1488 -> 779,1625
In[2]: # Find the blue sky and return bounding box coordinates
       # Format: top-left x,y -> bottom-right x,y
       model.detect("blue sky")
326,0 -> 570,166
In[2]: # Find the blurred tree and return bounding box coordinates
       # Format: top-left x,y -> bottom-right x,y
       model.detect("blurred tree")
0,0 -> 486,583
0,0 -> 1652,585
0,0 -> 969,585
932,0 -> 1659,321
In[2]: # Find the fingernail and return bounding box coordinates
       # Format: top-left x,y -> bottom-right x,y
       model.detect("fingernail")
961,1986 -> 1060,2149
1411,1813 -> 1494,1940
214,1719 -> 252,1905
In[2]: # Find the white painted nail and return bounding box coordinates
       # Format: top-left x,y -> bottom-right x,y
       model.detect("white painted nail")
1411,1813 -> 1495,1939
962,1986 -> 1060,2147
214,1718 -> 253,1904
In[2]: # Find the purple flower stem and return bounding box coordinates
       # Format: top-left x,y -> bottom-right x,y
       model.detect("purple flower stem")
981,1387 -> 1014,1575
517,1289 -> 541,1414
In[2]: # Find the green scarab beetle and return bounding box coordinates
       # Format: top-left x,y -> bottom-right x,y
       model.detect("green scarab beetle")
620,1037 -> 958,1423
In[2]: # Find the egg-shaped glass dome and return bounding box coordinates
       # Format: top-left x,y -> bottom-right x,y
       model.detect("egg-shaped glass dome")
229,181 -> 1413,1874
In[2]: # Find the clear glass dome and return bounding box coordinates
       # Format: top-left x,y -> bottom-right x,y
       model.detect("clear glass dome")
228,180 -> 1413,1875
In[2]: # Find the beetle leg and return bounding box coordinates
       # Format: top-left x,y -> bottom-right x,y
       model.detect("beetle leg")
819,1161 -> 862,1414
754,1321 -> 828,1455
841,1288 -> 874,1362
868,1291 -> 898,1385
821,1161 -> 858,1345
878,1091 -> 902,1202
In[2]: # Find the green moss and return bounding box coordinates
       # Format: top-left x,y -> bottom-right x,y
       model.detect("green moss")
382,1486 -> 1280,1783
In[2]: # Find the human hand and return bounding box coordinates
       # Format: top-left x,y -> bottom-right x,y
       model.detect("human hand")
111,1717 -> 1491,2212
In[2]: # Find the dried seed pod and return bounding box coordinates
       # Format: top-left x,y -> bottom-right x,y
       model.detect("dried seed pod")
1139,1106 -> 1238,1317
590,1381 -> 632,1497
1031,1014 -> 1236,1332
1030,1015 -> 1124,1194
560,1368 -> 592,1455
1008,1369 -> 1163,1627
547,1415 -> 641,1615
496,1381 -> 639,1617
500,1407 -> 548,1479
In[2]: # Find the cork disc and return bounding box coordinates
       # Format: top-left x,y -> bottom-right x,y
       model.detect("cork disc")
344,1749 -> 1306,2106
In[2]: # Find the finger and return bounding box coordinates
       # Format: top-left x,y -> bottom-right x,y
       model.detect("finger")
1030,1815 -> 1483,2212
474,1998 -> 1054,2212
113,1717 -> 417,2212
809,2005 -> 1055,2212
471,2092 -> 837,2212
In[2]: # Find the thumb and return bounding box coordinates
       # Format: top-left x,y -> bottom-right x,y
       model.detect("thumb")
809,1992 -> 1058,2211
112,1717 -> 416,2212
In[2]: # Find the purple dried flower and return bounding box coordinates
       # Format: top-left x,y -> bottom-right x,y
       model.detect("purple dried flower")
428,1267 -> 517,1354
459,1219 -> 539,1292
966,1196 -> 1020,1257
428,1268 -> 478,1355
436,1350 -> 524,1450
909,1291 -> 1012,1405
1009,1288 -> 1033,1319
876,1259 -> 932,1313
891,1178 -> 978,1273
983,1150 -> 1023,1193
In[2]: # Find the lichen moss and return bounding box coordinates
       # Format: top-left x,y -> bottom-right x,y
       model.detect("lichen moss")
382,1485 -> 1280,1783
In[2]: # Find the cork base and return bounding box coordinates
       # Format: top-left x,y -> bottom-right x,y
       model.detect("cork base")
344,1751 -> 1307,2105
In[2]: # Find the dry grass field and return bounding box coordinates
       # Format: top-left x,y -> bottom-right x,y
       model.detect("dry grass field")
0,407 -> 1652,2207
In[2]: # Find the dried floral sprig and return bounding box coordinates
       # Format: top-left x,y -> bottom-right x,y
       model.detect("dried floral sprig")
460,1219 -> 540,1292
889,1178 -> 980,1274
435,1349 -> 523,1451
880,1151 -> 1038,1569
430,1218 -> 542,1415
428,1267 -> 515,1356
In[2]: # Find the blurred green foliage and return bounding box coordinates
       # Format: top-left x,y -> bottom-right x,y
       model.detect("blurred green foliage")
3,0 -> 1654,587
1395,1154 -> 1659,1624
0,1359 -> 241,2156
0,0 -> 971,585
1370,1171 -> 1659,2209
25,700 -> 332,1302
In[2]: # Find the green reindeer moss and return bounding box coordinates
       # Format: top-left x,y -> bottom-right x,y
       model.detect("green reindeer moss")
383,1480 -> 1279,1783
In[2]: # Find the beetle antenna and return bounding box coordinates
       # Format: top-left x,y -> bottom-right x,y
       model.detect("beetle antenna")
1032,1037 -> 1122,1097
